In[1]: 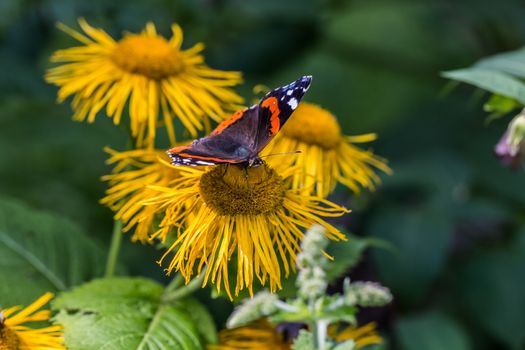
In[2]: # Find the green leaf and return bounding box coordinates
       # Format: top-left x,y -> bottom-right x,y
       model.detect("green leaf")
332,340 -> 356,350
483,94 -> 520,121
442,68 -> 525,104
455,231 -> 525,350
53,277 -> 211,350
328,234 -> 394,283
323,305 -> 357,325
476,47 -> 525,79
0,197 -> 106,305
291,330 -> 315,350
369,205 -> 453,307
395,311 -> 471,350
173,298 -> 219,344
325,235 -> 369,282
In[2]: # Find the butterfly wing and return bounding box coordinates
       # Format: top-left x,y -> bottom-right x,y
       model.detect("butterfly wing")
167,107 -> 260,166
167,75 -> 312,166
253,75 -> 312,153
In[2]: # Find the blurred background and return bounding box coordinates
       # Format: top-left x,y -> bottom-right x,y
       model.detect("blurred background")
1,0 -> 525,349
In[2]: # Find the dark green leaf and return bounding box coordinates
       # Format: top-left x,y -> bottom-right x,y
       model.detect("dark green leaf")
369,205 -> 453,306
0,197 -> 106,305
325,236 -> 367,282
395,311 -> 471,350
456,231 -> 525,350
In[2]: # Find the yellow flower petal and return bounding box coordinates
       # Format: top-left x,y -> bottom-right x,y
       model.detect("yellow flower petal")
263,102 -> 391,197
101,149 -> 349,298
1,293 -> 65,350
46,19 -> 243,147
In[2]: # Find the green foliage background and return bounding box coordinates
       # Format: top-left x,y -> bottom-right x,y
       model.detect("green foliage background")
1,0 -> 525,349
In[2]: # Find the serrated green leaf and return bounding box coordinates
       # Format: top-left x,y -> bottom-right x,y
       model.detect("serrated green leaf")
173,298 -> 219,344
292,330 -> 315,350
0,197 -> 106,305
53,277 -> 209,350
323,305 -> 357,325
442,68 -> 525,104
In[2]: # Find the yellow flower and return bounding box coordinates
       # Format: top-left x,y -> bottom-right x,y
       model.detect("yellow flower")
100,147 -> 179,242
0,293 -> 65,350
101,149 -> 349,299
331,322 -> 383,349
46,19 -> 243,147
263,102 -> 391,197
209,319 -> 289,350
210,319 -> 382,350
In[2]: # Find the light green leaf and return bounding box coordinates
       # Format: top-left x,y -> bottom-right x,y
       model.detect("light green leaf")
332,340 -> 356,350
53,277 -> 210,350
442,68 -> 525,104
0,197 -> 106,305
483,94 -> 520,121
291,330 -> 315,350
173,298 -> 219,344
476,47 -> 525,78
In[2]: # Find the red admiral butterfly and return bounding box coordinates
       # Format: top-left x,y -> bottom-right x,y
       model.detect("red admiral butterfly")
167,76 -> 312,167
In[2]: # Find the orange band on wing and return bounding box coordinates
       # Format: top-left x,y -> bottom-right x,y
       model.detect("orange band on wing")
167,145 -> 190,154
211,109 -> 246,135
178,153 -> 240,163
261,97 -> 280,135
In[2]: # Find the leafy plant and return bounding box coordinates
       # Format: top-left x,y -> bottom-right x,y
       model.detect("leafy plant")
53,277 -> 217,350
0,197 -> 107,305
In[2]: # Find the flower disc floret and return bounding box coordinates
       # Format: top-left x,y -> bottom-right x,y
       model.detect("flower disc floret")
0,327 -> 19,350
0,293 -> 65,350
264,102 -> 391,197
199,164 -> 285,216
46,19 -> 243,147
111,35 -> 184,79
108,157 -> 351,298
281,103 -> 342,149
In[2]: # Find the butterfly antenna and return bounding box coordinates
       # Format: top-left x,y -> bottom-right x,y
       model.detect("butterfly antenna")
260,150 -> 302,159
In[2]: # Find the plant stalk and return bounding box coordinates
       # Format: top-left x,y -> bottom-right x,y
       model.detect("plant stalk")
105,219 -> 123,278
162,267 -> 207,303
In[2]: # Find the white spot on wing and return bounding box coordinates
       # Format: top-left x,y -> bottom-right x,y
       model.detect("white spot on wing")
287,98 -> 298,110
195,160 -> 215,165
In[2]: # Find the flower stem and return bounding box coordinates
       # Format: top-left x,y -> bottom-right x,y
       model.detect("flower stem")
162,267 -> 207,303
316,319 -> 328,350
165,273 -> 185,293
105,220 -> 123,278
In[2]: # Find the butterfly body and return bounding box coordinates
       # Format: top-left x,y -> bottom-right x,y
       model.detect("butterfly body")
167,76 -> 312,167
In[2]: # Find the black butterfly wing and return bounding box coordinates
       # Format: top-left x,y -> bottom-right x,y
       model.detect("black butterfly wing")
253,75 -> 312,153
167,75 -> 312,166
167,107 -> 259,166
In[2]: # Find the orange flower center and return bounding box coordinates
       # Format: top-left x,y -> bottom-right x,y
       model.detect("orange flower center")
281,103 -> 342,149
199,164 -> 285,216
111,35 -> 184,80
